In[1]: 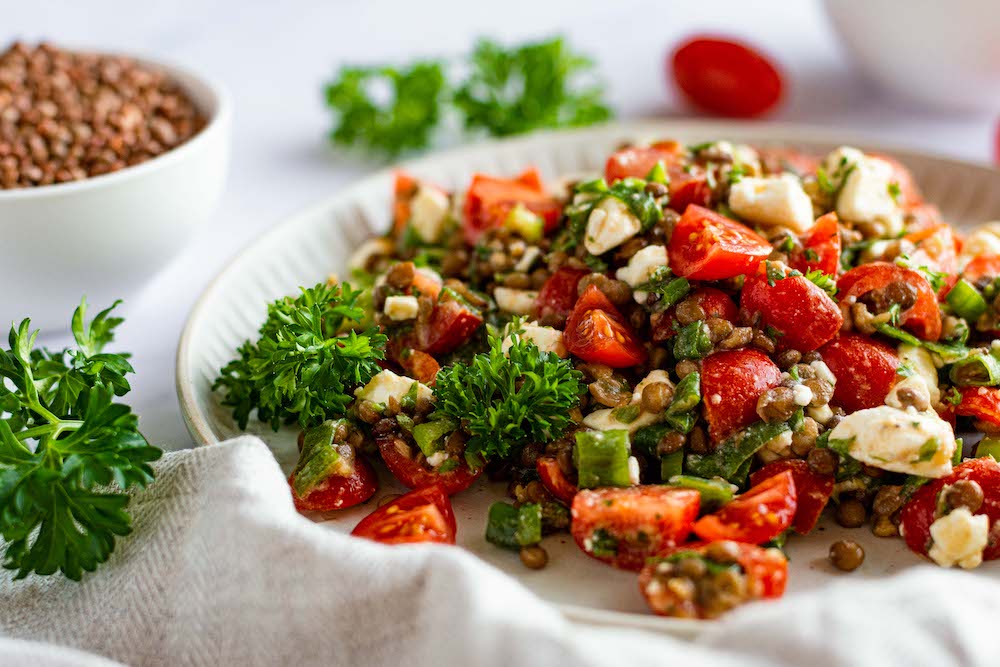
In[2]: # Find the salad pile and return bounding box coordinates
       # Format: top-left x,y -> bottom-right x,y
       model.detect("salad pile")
216,139 -> 1000,619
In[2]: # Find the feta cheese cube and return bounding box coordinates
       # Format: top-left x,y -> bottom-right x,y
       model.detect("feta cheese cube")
928,507 -> 989,569
494,287 -> 539,315
829,405 -> 956,477
728,174 -> 814,233
355,370 -> 432,406
584,197 -> 642,255
616,245 -> 668,303
383,295 -> 419,321
831,151 -> 903,236
501,322 -> 567,358
426,451 -> 449,468
409,185 -> 450,243
792,384 -> 813,407
627,456 -> 641,485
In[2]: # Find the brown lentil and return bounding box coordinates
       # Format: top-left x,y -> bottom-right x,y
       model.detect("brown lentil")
944,479 -> 985,514
688,426 -> 710,455
0,42 -> 206,189
757,386 -> 799,423
775,349 -> 802,370
751,329 -> 777,354
675,298 -> 708,325
656,431 -> 686,456
835,498 -> 868,528
578,273 -> 632,305
705,317 -> 734,343
872,514 -> 898,537
872,485 -> 905,517
829,540 -> 865,571
894,385 -> 930,411
589,374 -> 633,407
790,417 -> 820,456
675,359 -> 700,379
385,261 -> 415,289
717,326 -> 753,350
807,447 -> 838,476
641,382 -> 674,413
502,272 -> 533,289
519,545 -> 548,569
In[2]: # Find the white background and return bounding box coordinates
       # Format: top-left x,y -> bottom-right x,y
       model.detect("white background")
4,0 -> 996,450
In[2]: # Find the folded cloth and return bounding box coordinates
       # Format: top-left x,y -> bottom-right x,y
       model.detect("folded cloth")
1,437 -> 997,667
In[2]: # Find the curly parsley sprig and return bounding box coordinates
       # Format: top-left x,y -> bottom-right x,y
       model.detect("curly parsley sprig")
324,36 -> 611,157
431,323 -> 584,461
214,282 -> 387,431
0,299 -> 161,581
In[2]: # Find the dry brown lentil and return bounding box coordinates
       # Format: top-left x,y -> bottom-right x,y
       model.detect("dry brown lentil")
519,545 -> 548,569
829,540 -> 865,571
807,447 -> 838,476
718,326 -> 753,350
641,382 -> 674,413
757,386 -> 799,423
836,499 -> 867,528
944,479 -> 985,514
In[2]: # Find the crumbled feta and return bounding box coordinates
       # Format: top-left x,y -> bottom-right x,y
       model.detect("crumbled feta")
355,370 -> 432,405
426,451 -> 449,468
825,146 -> 902,236
514,246 -> 543,273
383,295 -> 419,321
758,430 -> 793,464
584,197 -> 642,255
893,344 -> 941,406
728,174 -> 815,233
501,322 -> 567,358
829,405 -> 956,477
494,287 -> 539,315
627,456 -> 641,486
409,185 -> 450,243
810,360 -> 837,387
808,403 -> 835,426
616,245 -> 668,303
960,222 -> 1000,265
709,393 -> 722,406
928,507 -> 989,569
348,238 -> 394,270
792,384 -> 813,407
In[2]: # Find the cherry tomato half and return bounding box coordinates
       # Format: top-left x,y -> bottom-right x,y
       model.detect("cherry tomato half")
671,36 -> 784,117
564,285 -> 647,368
352,485 -> 457,545
741,270 -> 843,352
838,262 -> 942,341
749,459 -> 834,534
668,205 -> 772,281
963,254 -> 1000,284
789,212 -> 841,276
604,141 -> 711,212
571,486 -> 701,571
376,434 -> 482,495
701,348 -> 782,443
956,386 -> 1000,429
693,471 -> 798,544
289,456 -> 378,513
650,287 -> 738,342
819,334 -> 899,414
419,299 -> 484,356
462,168 -> 561,244
536,456 -> 577,506
535,267 -> 591,326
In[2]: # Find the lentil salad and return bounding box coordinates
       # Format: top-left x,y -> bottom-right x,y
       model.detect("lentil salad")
215,139 -> 1000,619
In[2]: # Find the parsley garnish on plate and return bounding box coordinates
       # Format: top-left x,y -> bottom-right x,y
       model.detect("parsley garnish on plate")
430,324 -> 584,461
213,283 -> 387,431
324,36 -> 611,157
0,299 -> 162,580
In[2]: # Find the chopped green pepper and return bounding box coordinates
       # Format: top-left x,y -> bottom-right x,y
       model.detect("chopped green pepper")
685,421 -> 790,483
667,475 -> 735,511
949,352 -> 1000,387
674,322 -> 713,360
574,429 -> 632,488
485,502 -> 542,549
946,279 -> 988,321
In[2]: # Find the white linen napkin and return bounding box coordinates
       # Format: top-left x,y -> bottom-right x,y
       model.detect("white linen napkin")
1,437 -> 997,667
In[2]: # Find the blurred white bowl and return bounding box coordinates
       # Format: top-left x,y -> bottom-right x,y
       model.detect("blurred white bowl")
0,54 -> 231,332
824,0 -> 1000,113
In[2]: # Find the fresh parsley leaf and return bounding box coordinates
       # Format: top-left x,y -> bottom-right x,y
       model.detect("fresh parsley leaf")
431,325 -> 584,461
325,62 -> 445,157
453,37 -> 611,137
214,283 -> 387,431
887,181 -> 902,203
804,270 -> 838,298
0,300 -> 161,581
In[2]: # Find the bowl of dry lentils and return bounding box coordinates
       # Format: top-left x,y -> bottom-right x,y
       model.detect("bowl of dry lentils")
0,41 -> 231,330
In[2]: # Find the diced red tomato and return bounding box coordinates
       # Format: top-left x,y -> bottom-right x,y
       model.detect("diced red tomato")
904,203 -> 945,234
409,268 -> 443,300
571,486 -> 701,571
701,349 -> 782,443
650,287 -> 738,342
789,212 -> 841,276
352,485 -> 457,545
668,205 -> 772,280
398,349 -> 440,386
749,460 -> 834,534
392,171 -> 419,236
376,435 -> 482,495
462,168 -> 561,244
838,262 -> 942,341
693,471 -> 798,544
956,387 -> 1000,429
904,224 -> 959,296
757,147 -> 820,177
536,456 -> 577,506
899,457 -> 1000,561
604,141 -> 711,212
289,456 -> 378,512
818,334 -> 899,414
671,36 -> 784,117
535,267 -> 591,326
564,285 -> 647,368
963,254 -> 1000,284
740,269 -> 843,352
419,300 -> 483,356
639,541 -> 788,616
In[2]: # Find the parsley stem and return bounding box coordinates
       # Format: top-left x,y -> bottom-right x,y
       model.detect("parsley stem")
14,420 -> 84,441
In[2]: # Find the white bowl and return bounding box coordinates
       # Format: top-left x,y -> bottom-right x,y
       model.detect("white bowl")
0,54 -> 231,332
823,0 -> 1000,113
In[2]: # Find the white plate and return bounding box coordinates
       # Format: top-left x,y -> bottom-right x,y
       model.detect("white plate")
177,120 -> 1000,635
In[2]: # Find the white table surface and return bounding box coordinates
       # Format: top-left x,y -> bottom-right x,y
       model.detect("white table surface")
5,0 -> 996,451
